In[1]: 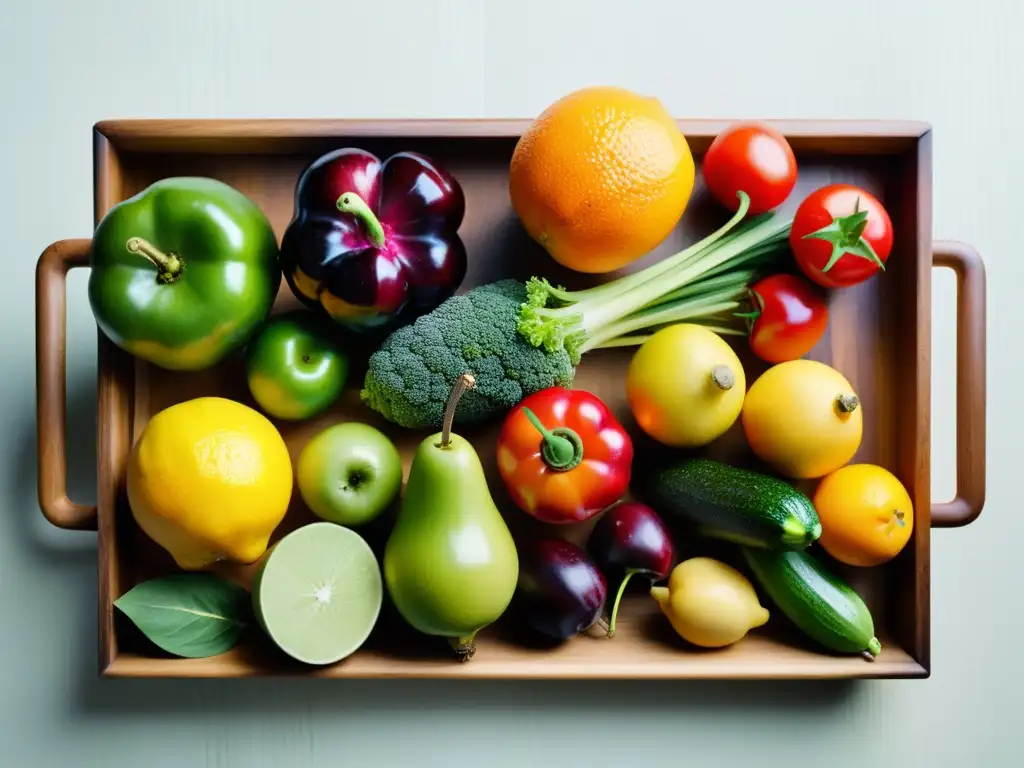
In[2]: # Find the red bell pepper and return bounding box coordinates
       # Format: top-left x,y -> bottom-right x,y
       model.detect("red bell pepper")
496,387 -> 633,524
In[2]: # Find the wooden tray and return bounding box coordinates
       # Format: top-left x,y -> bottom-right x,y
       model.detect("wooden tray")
35,119 -> 987,680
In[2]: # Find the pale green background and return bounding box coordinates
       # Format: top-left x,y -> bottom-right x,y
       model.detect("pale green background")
0,0 -> 1016,765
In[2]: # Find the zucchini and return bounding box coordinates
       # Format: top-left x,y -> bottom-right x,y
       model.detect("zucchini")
646,458 -> 821,550
742,547 -> 881,660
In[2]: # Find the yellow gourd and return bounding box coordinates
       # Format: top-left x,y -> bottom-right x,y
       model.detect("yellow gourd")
651,557 -> 769,648
626,324 -> 746,448
741,359 -> 863,479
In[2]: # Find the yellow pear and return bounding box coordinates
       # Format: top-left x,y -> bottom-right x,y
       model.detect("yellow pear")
651,557 -> 769,648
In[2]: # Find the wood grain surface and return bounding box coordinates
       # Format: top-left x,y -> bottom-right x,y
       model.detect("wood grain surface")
28,119 -> 972,680
931,241 -> 987,527
35,238 -> 96,530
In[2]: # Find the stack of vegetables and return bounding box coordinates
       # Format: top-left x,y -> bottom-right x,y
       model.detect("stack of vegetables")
89,85 -> 910,670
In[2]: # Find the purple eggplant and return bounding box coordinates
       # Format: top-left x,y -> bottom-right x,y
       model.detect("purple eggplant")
516,538 -> 607,641
588,502 -> 675,636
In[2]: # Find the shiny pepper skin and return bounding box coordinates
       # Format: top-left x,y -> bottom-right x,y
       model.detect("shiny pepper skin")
496,387 -> 633,524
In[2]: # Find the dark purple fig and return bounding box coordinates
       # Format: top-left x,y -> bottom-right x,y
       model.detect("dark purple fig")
587,502 -> 675,636
515,538 -> 607,641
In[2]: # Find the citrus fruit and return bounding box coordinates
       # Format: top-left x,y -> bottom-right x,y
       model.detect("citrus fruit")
741,359 -> 863,479
650,557 -> 770,648
509,86 -> 695,274
812,464 -> 914,567
626,324 -> 746,448
126,396 -> 293,570
252,522 -> 383,666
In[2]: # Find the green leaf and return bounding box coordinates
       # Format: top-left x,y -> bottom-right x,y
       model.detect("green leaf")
114,573 -> 251,658
821,243 -> 847,272
802,220 -> 844,244
845,239 -> 885,269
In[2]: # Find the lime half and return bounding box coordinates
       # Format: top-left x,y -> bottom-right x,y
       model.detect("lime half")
252,522 -> 382,665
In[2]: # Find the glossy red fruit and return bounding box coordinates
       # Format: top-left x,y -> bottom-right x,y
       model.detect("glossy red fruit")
279,148 -> 467,333
515,538 -> 607,641
702,122 -> 797,215
790,183 -> 894,289
497,387 -> 633,525
587,502 -> 675,637
741,273 -> 829,363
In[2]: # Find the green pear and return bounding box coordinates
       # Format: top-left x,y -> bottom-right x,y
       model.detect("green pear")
383,374 -> 519,661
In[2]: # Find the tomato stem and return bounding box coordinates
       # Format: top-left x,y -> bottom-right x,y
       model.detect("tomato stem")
802,199 -> 886,273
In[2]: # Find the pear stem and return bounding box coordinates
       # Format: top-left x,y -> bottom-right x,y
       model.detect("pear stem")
451,633 -> 477,662
440,373 -> 476,448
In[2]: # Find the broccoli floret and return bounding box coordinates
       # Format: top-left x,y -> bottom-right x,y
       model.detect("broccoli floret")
360,280 -> 576,430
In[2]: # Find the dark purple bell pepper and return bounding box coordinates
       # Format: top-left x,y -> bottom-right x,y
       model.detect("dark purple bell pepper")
279,148 -> 467,333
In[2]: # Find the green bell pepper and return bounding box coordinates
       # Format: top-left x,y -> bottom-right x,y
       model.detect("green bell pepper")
88,177 -> 282,371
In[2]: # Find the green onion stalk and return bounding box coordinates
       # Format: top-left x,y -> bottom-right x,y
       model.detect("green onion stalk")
517,192 -> 793,362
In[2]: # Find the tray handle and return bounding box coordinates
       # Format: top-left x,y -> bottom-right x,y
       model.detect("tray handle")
36,239 -> 97,530
931,240 -> 986,528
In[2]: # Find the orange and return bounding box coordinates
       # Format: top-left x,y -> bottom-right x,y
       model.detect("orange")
509,86 -> 695,274
812,464 -> 914,567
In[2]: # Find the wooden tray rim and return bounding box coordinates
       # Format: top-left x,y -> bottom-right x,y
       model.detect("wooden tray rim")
85,118 -> 936,680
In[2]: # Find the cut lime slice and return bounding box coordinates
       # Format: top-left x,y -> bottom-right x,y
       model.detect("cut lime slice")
252,522 -> 382,665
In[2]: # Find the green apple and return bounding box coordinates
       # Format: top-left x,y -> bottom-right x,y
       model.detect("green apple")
297,422 -> 403,526
245,311 -> 348,421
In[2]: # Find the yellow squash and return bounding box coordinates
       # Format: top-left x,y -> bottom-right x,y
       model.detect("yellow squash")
741,359 -> 862,479
626,324 -> 746,448
126,396 -> 293,570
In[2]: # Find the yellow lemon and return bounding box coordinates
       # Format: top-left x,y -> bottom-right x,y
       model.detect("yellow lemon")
651,557 -> 769,648
126,396 -> 294,570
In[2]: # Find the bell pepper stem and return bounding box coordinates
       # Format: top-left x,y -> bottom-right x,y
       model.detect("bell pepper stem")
336,192 -> 386,248
521,407 -> 584,471
439,373 -> 476,448
126,237 -> 183,283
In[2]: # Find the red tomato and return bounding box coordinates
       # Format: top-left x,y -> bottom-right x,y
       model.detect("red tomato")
702,122 -> 797,215
741,273 -> 829,364
789,184 -> 894,288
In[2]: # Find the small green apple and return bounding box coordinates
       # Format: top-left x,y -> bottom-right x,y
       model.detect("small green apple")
297,422 -> 403,526
245,311 -> 348,421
